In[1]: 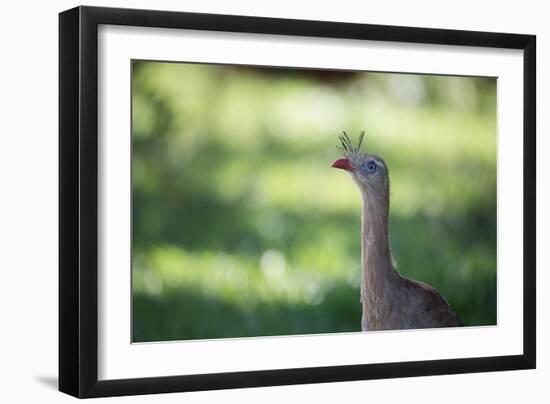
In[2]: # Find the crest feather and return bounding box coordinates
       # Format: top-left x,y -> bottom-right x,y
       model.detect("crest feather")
338,131 -> 366,157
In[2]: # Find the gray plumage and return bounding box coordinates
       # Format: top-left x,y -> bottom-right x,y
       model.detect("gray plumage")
332,132 -> 462,331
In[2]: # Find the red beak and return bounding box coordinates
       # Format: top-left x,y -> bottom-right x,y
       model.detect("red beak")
331,158 -> 353,172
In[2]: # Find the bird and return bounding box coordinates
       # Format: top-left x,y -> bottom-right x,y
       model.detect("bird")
331,131 -> 462,331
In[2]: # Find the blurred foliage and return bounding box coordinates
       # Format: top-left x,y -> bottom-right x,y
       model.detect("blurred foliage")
131,61 -> 497,342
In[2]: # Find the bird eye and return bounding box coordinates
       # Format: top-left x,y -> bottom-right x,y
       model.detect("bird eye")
365,162 -> 378,174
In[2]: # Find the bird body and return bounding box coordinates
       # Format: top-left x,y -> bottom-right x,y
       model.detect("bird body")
332,132 -> 462,331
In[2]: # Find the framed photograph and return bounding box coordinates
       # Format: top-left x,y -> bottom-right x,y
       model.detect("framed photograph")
59,6 -> 536,398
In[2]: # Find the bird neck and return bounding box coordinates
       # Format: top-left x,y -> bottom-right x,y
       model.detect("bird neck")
360,189 -> 398,292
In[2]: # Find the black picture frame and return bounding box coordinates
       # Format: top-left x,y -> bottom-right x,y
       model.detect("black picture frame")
59,5 -> 536,398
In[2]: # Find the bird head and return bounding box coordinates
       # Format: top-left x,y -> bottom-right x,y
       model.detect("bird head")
331,131 -> 389,198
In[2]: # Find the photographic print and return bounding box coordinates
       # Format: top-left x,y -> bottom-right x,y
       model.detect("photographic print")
131,61 -> 497,342
59,7 -> 536,397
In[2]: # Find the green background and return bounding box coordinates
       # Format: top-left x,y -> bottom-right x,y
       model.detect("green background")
131,61 -> 497,342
